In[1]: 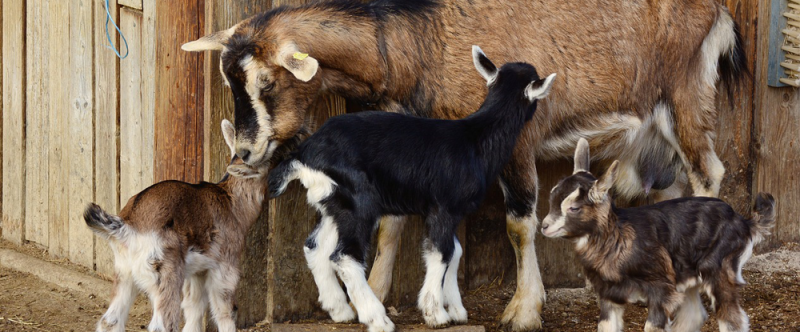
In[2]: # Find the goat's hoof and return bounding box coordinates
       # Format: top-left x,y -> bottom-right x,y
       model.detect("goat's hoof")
96,317 -> 118,332
447,305 -> 468,324
423,306 -> 451,328
366,315 -> 395,332
500,295 -> 544,331
329,304 -> 356,323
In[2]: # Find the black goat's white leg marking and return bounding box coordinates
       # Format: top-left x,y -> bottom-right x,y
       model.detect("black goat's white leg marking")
335,255 -> 394,332
443,236 -> 467,324
206,264 -> 239,332
181,274 -> 209,332
97,273 -> 138,332
671,286 -> 707,332
597,299 -> 625,332
501,213 -> 545,331
304,216 -> 355,322
418,245 -> 451,328
368,215 -> 406,303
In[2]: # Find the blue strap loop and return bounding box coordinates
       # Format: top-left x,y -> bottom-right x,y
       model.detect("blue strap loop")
104,0 -> 129,59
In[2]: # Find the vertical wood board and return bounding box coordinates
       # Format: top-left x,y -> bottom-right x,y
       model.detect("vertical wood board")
25,0 -> 49,247
1,0 -> 26,244
94,0 -> 120,276
119,8 -> 146,204
68,0 -> 96,268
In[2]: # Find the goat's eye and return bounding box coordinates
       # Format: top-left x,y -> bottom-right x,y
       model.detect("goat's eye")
569,207 -> 581,213
263,82 -> 275,92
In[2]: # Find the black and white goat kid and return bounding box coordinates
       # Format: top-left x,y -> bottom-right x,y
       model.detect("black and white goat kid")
268,46 -> 555,332
541,138 -> 775,332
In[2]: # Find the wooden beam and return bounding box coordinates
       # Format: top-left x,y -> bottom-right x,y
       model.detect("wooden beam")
200,0 -> 271,326
68,0 -> 96,268
47,0 -> 70,258
94,0 -> 119,276
755,0 -> 800,248
2,0 -> 25,245
153,0 -> 204,183
25,0 -> 48,248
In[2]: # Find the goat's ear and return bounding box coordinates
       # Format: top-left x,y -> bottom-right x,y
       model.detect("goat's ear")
277,43 -> 319,82
227,164 -> 260,179
181,26 -> 235,52
589,160 -> 618,203
573,138 -> 590,174
472,45 -> 498,84
525,73 -> 557,101
221,119 -> 236,158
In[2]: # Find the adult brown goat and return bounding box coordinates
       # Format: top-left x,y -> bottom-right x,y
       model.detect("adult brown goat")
182,1 -> 746,330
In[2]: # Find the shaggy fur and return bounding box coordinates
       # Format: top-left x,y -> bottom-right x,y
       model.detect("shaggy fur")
542,139 -> 775,332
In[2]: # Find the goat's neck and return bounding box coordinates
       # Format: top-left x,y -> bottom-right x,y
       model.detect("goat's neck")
223,178 -> 266,230
467,101 -> 530,176
577,207 -> 635,277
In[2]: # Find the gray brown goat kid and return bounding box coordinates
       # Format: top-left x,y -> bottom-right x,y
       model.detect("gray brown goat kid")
85,120 -> 267,332
542,138 -> 775,332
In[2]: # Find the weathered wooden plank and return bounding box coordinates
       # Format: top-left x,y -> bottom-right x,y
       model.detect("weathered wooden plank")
266,95 -> 348,324
153,0 -> 204,183
141,0 -> 155,190
25,0 -> 49,247
68,0 -> 96,268
47,0 -> 70,258
200,0 -> 271,327
0,0 -> 4,233
94,0 -> 119,276
118,0 -> 142,10
120,8 -> 145,204
1,0 -> 26,245
767,0 -> 789,87
755,0 -> 800,248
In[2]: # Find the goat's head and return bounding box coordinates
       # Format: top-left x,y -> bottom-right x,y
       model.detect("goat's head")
183,24 -> 321,166
472,45 -> 556,113
221,119 -> 268,179
541,138 -> 619,239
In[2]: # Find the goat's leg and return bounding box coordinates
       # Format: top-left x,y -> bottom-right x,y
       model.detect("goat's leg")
712,277 -> 749,332
147,256 -> 185,332
671,286 -> 707,332
671,84 -> 724,197
334,240 -> 394,332
305,215 -> 356,322
419,214 -> 460,328
97,272 -> 138,332
207,265 -> 239,332
597,299 -> 625,332
442,236 -> 467,324
644,287 -> 682,332
181,274 -> 209,332
499,149 -> 545,331
368,215 -> 406,303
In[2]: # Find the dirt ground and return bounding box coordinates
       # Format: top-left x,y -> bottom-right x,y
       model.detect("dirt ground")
1,241 -> 798,332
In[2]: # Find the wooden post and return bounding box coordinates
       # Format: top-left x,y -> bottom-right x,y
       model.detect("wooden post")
755,0 -> 800,248
47,0 -> 70,259
2,0 -> 25,245
25,0 -> 49,248
68,0 -> 97,268
153,0 -> 204,183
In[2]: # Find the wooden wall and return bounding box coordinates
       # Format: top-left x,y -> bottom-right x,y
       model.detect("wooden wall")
1,0 -> 799,328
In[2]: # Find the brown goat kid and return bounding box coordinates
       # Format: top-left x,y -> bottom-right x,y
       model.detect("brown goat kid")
182,0 -> 746,330
84,120 -> 267,332
541,138 -> 775,332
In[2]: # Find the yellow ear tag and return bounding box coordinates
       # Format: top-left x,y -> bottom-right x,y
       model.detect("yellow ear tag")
293,52 -> 309,61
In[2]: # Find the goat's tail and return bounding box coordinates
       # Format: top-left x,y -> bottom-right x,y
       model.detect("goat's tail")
84,203 -> 124,239
749,192 -> 776,243
268,158 -> 296,198
717,8 -> 749,102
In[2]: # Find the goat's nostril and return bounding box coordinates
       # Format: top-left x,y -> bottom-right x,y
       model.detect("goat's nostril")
236,148 -> 251,161
541,224 -> 549,230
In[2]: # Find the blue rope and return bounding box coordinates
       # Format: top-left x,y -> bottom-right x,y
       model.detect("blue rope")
104,0 -> 129,59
